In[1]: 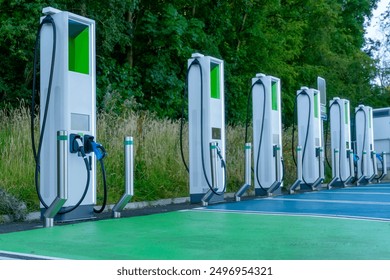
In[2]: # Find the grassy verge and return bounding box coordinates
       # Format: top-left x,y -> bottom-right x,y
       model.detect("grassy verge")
0,106 -> 36,213
0,106 -> 322,214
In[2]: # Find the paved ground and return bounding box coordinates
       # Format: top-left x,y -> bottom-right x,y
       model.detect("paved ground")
0,201 -> 200,234
1,185 -> 390,260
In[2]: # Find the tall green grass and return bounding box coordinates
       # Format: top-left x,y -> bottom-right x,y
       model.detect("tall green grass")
0,106 -> 36,211
0,106 -> 308,213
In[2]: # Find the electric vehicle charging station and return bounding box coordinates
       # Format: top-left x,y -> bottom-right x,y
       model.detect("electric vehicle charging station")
373,108 -> 390,181
36,7 -> 98,220
372,107 -> 390,181
290,87 -> 324,193
328,98 -> 354,187
251,74 -> 283,196
373,108 -> 390,161
355,105 -> 377,184
187,53 -> 226,205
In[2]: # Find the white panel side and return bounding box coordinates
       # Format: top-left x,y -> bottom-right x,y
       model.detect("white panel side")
373,108 -> 390,169
40,12 -> 68,207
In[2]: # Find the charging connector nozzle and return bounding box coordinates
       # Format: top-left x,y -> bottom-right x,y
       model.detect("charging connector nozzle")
70,134 -> 86,157
84,135 -> 107,160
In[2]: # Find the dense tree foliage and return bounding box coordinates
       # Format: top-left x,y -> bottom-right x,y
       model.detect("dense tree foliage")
0,0 -> 384,125
377,1 -> 390,94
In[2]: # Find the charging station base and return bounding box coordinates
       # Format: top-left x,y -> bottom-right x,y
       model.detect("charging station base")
190,193 -> 225,204
255,188 -> 282,197
299,183 -> 318,191
40,205 -> 95,222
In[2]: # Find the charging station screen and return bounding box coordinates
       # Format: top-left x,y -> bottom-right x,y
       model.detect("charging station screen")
210,63 -> 220,99
271,81 -> 278,111
314,93 -> 319,118
69,20 -> 89,75
71,113 -> 90,131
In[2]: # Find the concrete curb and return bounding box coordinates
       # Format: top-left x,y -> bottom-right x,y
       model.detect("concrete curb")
0,192 -> 248,223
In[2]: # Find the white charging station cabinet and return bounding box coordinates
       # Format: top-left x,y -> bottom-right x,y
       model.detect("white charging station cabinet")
355,105 -> 375,179
296,87 -> 323,186
329,98 -> 352,181
187,53 -> 225,203
40,7 -> 96,220
252,74 -> 283,196
373,108 -> 390,174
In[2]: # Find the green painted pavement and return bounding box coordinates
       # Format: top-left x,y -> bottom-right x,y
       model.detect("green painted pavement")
1,210 -> 390,260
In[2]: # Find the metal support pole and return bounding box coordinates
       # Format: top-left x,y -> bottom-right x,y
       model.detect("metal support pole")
378,152 -> 388,182
244,143 -> 251,187
43,130 -> 68,228
289,146 -> 302,194
357,151 -> 367,185
276,146 -> 282,182
343,149 -> 355,186
335,149 -> 340,178
312,147 -> 324,190
368,150 -> 378,183
268,145 -> 282,195
319,147 -> 325,181
327,148 -> 339,189
201,142 -> 219,206
383,152 -> 388,178
112,136 -> 134,218
235,143 -> 251,201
